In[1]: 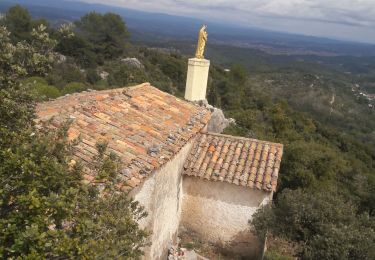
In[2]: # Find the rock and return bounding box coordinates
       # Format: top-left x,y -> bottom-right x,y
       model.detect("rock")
148,145 -> 161,155
167,133 -> 177,144
121,57 -> 144,69
198,99 -> 209,107
96,183 -> 105,192
56,54 -> 67,64
207,107 -> 235,133
167,138 -> 175,144
120,168 -> 131,177
99,71 -> 109,80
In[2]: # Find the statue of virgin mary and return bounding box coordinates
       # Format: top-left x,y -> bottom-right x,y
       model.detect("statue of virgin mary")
195,25 -> 208,59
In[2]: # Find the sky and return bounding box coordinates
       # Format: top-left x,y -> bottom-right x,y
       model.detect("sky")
78,0 -> 375,44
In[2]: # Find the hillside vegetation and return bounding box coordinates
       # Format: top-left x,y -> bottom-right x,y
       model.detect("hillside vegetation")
0,6 -> 148,259
1,5 -> 374,259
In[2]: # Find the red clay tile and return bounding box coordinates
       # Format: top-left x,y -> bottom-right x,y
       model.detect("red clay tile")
36,83 -> 211,190
183,133 -> 283,192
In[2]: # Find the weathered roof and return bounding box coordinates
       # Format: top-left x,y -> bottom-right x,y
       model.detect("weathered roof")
36,83 -> 211,190
183,133 -> 283,192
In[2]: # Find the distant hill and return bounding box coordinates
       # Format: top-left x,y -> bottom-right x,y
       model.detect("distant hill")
2,0 -> 375,57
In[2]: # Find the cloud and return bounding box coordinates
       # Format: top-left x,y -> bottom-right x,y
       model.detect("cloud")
79,0 -> 375,26
77,0 -> 375,43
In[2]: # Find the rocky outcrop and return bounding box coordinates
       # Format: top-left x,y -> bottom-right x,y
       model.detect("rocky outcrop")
196,100 -> 235,133
207,107 -> 235,133
56,54 -> 67,64
120,57 -> 144,69
99,71 -> 109,80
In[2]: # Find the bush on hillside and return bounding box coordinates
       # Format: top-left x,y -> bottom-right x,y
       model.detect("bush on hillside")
47,63 -> 86,88
75,12 -> 130,60
22,76 -> 48,86
34,84 -> 61,99
252,189 -> 375,260
1,23 -> 149,259
106,63 -> 147,87
22,77 -> 61,100
61,82 -> 88,95
86,68 -> 101,84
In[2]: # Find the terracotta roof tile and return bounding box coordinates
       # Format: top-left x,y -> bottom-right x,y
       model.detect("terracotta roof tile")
183,133 -> 283,192
36,83 -> 211,190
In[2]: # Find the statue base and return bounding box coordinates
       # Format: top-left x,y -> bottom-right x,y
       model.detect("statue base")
185,58 -> 210,102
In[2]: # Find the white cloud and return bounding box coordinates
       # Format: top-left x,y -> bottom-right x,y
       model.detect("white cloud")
77,0 -> 375,43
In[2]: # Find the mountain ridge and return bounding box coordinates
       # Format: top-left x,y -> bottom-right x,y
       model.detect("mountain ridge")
2,0 -> 375,56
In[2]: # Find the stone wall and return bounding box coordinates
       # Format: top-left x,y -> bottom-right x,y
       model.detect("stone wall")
131,141 -> 194,260
180,177 -> 272,258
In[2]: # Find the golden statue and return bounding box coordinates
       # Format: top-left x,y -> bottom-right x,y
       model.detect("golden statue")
195,25 -> 208,59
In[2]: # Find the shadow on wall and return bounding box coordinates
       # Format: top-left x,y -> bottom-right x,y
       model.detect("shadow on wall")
227,230 -> 264,259
179,228 -> 264,259
181,177 -> 270,259
183,177 -> 269,207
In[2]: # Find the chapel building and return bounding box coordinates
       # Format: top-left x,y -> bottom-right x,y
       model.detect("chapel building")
36,82 -> 283,259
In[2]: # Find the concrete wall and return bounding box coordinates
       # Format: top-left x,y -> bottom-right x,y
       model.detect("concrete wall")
181,177 -> 272,258
131,141 -> 194,260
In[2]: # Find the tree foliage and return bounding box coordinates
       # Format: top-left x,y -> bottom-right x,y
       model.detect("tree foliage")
56,34 -> 100,68
0,126 -> 148,259
2,5 -> 49,43
75,12 -> 129,60
22,77 -> 61,100
252,189 -> 375,260
0,25 -> 148,258
62,82 -> 88,95
3,5 -> 32,42
0,24 -> 56,134
218,63 -> 375,258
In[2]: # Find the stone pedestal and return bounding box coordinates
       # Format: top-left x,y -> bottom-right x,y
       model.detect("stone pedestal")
185,58 -> 210,101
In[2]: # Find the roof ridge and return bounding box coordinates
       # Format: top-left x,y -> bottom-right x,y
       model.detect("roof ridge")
204,132 -> 283,147
105,82 -> 153,93
39,82 -> 154,105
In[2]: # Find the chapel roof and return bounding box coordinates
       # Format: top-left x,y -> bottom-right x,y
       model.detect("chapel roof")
36,83 -> 211,190
183,133 -> 283,192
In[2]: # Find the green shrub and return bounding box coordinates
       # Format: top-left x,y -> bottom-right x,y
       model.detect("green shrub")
22,77 -> 61,100
34,84 -> 61,99
94,79 -> 109,90
252,189 -> 375,260
1,22 -> 148,260
47,63 -> 86,88
107,64 -> 147,87
62,82 -> 88,95
264,250 -> 294,260
86,68 -> 101,84
22,76 -> 48,86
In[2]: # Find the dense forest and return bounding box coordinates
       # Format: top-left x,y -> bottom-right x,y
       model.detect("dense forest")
0,5 -> 374,259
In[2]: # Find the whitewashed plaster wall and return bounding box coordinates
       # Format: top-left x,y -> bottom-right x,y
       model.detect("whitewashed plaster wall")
131,141 -> 194,260
181,177 -> 272,258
